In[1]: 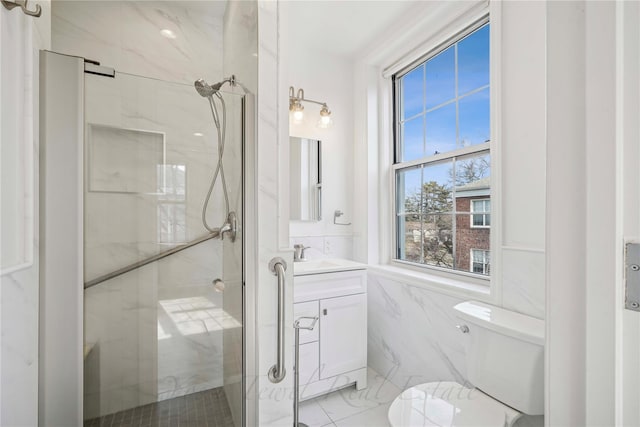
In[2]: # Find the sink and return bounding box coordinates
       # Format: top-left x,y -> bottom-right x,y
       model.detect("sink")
293,258 -> 367,276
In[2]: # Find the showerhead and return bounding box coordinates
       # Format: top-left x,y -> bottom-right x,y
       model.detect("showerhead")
195,79 -> 218,97
195,77 -> 233,97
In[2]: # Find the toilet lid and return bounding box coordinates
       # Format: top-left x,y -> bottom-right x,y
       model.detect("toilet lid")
388,381 -> 520,427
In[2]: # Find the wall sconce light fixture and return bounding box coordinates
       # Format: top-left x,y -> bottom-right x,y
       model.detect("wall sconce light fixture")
289,86 -> 332,128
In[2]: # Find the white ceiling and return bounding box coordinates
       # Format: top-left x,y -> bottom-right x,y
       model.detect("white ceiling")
286,1 -> 422,58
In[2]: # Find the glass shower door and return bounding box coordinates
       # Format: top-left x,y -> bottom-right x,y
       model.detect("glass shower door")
82,70 -> 244,427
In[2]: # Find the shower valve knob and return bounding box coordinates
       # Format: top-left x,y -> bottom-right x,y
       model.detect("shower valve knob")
456,324 -> 470,334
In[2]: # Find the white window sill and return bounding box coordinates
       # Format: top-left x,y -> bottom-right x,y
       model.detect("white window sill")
367,263 -> 492,302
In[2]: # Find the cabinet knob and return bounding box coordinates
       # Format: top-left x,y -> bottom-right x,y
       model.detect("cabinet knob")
323,309 -> 327,315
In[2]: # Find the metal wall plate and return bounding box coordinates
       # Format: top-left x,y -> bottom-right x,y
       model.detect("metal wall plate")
625,243 -> 640,312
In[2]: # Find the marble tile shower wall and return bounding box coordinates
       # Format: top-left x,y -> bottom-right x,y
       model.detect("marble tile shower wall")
83,70 -> 242,418
63,2 -> 239,417
52,1 -> 225,85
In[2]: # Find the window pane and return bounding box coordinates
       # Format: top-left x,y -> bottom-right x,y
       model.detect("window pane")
421,161 -> 453,213
455,153 -> 491,188
397,214 -> 423,263
393,23 -> 491,277
401,117 -> 424,162
426,103 -> 456,155
458,24 -> 490,95
402,65 -> 424,119
459,88 -> 490,147
426,46 -> 455,109
422,214 -> 454,269
470,249 -> 490,275
396,167 -> 422,214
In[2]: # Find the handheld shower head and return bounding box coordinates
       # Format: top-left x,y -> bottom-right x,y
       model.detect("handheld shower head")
195,79 -> 216,97
194,76 -> 237,97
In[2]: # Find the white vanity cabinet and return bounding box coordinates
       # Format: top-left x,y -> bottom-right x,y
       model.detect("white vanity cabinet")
293,262 -> 367,400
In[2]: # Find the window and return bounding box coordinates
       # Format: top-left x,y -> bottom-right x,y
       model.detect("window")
393,19 -> 490,277
471,249 -> 490,275
471,199 -> 490,227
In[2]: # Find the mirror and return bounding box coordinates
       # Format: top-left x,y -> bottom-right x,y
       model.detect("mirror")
290,137 -> 322,221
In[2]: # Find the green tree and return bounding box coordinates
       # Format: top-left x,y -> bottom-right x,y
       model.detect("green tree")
404,181 -> 452,214
402,181 -> 454,268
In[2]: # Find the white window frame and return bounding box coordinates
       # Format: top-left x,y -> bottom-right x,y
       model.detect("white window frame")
470,198 -> 491,228
352,0 -> 500,300
470,248 -> 490,275
391,16 -> 492,280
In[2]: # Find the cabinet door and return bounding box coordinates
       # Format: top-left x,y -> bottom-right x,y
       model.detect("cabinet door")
298,341 -> 319,385
319,293 -> 367,379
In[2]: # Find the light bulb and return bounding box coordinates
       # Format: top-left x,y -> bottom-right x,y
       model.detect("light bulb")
318,114 -> 332,128
317,104 -> 332,128
293,109 -> 304,123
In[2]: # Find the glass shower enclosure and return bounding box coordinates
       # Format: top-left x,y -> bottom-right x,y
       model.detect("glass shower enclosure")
80,65 -> 245,426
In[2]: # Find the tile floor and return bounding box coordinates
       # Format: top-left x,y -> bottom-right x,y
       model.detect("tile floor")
298,368 -> 401,427
83,387 -> 233,427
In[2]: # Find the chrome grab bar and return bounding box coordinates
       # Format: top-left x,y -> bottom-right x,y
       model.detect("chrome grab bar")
84,230 -> 221,289
268,257 -> 287,383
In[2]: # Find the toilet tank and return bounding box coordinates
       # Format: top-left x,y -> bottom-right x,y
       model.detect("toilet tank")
454,301 -> 544,415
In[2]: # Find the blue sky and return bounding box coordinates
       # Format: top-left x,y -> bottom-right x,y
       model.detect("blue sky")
397,24 -> 490,204
400,24 -> 490,163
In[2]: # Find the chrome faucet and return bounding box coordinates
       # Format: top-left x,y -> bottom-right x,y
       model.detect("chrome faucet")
293,244 -> 310,262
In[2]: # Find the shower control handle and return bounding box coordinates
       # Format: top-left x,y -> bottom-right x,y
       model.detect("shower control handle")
456,324 -> 470,334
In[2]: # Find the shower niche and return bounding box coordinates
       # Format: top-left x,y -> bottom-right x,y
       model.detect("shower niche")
87,124 -> 166,194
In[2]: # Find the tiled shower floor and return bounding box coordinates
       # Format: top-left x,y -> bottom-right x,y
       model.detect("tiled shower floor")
84,387 -> 234,427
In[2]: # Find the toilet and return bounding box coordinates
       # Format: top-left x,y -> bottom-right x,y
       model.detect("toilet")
388,301 -> 544,427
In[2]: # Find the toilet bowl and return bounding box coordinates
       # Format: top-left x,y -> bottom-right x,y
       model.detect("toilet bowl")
388,301 -> 545,427
388,381 -> 520,427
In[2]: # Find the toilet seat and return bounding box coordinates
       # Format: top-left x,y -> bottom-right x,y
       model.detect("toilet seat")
388,381 -> 521,427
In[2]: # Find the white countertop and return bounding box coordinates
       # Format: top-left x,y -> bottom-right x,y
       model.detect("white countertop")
293,258 -> 367,276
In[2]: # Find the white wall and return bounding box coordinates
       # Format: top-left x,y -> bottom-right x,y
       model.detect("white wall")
281,2 -> 356,259
0,1 -> 51,426
253,1 -> 296,426
619,4 -> 640,426
546,1 -> 621,425
0,2 -> 51,425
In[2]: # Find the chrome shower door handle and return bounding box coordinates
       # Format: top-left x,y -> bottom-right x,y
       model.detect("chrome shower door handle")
268,257 -> 287,383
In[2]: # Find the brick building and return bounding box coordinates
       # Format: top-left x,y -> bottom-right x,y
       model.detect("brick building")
455,177 -> 491,274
